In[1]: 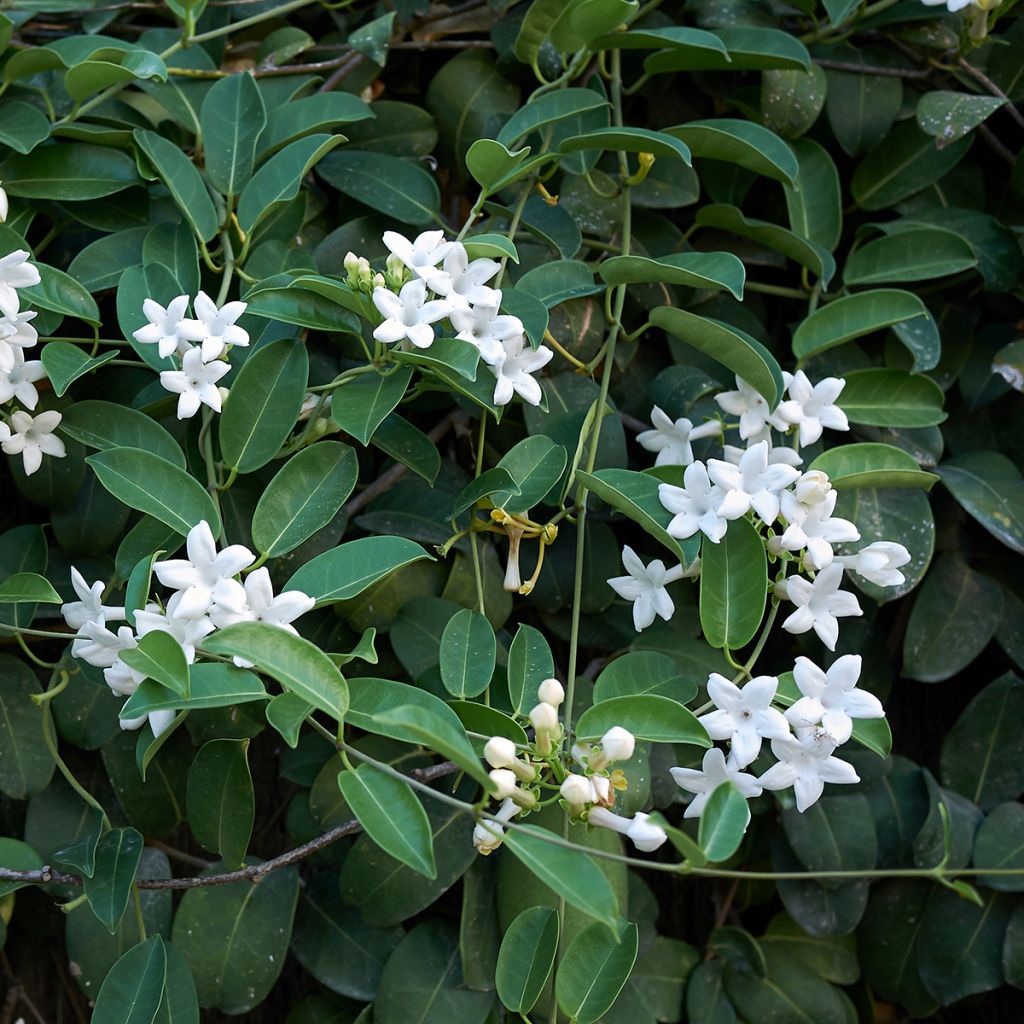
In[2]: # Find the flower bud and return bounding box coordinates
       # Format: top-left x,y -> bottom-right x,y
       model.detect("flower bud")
217,386 -> 230,405
0,185 -> 8,224
483,736 -> 518,769
766,535 -> 785,557
794,470 -> 831,506
591,774 -> 613,806
529,702 -> 559,733
560,774 -> 594,810
587,805 -> 630,836
626,811 -> 668,853
537,678 -> 565,707
473,820 -> 504,855
600,726 -> 635,763
489,768 -> 518,799
344,251 -> 360,274
372,272 -> 385,289
386,252 -> 405,278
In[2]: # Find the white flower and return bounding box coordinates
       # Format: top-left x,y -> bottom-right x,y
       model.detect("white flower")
537,678 -> 565,707
715,376 -> 787,442
607,545 -> 685,632
0,409 -> 66,476
835,541 -> 911,588
670,747 -> 763,818
62,567 -> 125,632
473,797 -> 520,855
152,520 -> 254,619
920,0 -> 975,11
723,441 -> 802,469
698,673 -> 791,768
560,773 -> 596,809
0,185 -> 7,223
0,351 -> 46,410
774,371 -> 849,448
372,278 -> 451,349
587,807 -> 667,853
178,292 -> 249,362
778,489 -> 860,570
133,296 -> 191,359
637,406 -> 722,467
0,309 -> 38,374
707,440 -> 800,525
449,298 -> 524,364
658,462 -> 729,543
784,654 -> 884,744
793,470 -> 831,506
210,567 -> 314,634
73,621 -> 134,668
430,243 -> 500,306
135,592 -> 215,662
0,250 -> 40,315
159,346 -> 230,420
778,563 -> 862,651
383,229 -> 453,284
489,334 -> 552,407
757,731 -> 859,812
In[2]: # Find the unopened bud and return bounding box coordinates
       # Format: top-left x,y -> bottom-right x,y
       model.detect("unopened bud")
626,811 -> 668,853
483,736 -> 535,781
600,726 -> 635,763
560,774 -> 594,810
794,470 -> 831,506
344,251 -> 360,274
529,702 -> 559,733
537,678 -> 564,707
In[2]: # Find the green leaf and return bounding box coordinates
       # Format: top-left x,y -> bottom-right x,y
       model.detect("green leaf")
667,118 -> 797,185
84,827 -> 144,933
699,518 -> 767,650
328,366 -> 412,445
502,825 -> 619,929
466,138 -> 533,193
1,141 -> 138,200
390,337 -> 480,382
851,121 -> 972,211
120,663 -> 267,719
450,701 -> 529,751
808,443 -> 938,489
171,863 -> 299,1014
699,782 -> 751,862
0,100 -> 50,155
556,920 -> 639,1024
439,608 -> 496,699
560,126 -> 692,163
496,906 -> 559,1015
651,306 -> 784,408
836,369 -> 946,427
133,130 -> 219,242
251,441 -> 357,556
264,692 -> 311,748
338,763 -> 436,878
973,803 -> 1024,891
87,448 -> 222,538
284,536 -> 433,605
237,133 -> 344,234
0,838 -> 43,898
594,650 -> 696,703
64,51 -> 167,102
844,227 -> 977,286
936,451 -> 1024,555
493,435 -> 567,513
155,939 -> 199,1024
186,739 -> 254,869
40,343 -> 116,397
645,26 -> 810,72
317,150 -> 440,226
92,935 -> 167,1024
200,72 -> 267,198
695,203 -> 836,286
507,623 -> 555,716
940,672 -> 1024,810
577,694 -> 708,746
498,88 -> 609,147
203,622 -> 348,722
120,630 -> 190,697
258,92 -> 371,157
0,572 -> 61,604
219,338 -> 308,473
452,467 -> 520,518
463,233 -> 520,263
370,413 -> 441,485
577,468 -> 698,564
516,258 -> 602,307
0,655 -> 54,799
916,90 -> 1004,147
763,62 -> 828,140
784,138 -> 842,252
23,263 -> 100,327
599,251 -> 744,299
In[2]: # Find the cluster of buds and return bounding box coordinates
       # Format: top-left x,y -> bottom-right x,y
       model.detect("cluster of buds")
473,677 -> 667,856
343,251 -> 385,294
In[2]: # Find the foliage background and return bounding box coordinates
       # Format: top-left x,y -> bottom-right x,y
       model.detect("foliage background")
0,0 -> 1023,1021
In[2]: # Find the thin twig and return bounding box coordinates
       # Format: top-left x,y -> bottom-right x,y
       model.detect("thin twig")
814,58 -> 929,78
977,123 -> 1016,165
957,55 -> 1024,131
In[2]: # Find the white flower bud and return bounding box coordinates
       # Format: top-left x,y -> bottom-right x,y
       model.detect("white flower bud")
587,805 -> 630,835
537,678 -> 565,707
344,251 -> 360,274
386,252 -> 405,278
560,774 -> 595,809
626,811 -> 668,852
489,768 -> 518,799
529,702 -> 559,733
473,820 -> 504,855
484,736 -> 518,769
217,385 -> 230,405
600,726 -> 635,763
372,272 -> 385,289
794,470 -> 831,506
0,185 -> 8,224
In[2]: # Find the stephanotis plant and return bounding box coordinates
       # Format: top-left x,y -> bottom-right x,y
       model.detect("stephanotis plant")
0,0 -> 1023,1022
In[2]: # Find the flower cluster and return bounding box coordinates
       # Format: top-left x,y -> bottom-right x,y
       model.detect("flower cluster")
349,229 -> 553,408
672,655 -> 883,813
133,291 -> 249,420
612,372 -> 911,652
62,520 -> 314,737
474,678 -> 667,855
0,249 -> 64,476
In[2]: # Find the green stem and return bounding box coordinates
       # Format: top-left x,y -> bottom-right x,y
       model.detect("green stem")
132,885 -> 147,941
744,281 -> 809,299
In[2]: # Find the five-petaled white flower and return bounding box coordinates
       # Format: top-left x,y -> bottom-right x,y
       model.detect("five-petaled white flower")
211,566 -> 315,633
784,654 -> 884,745
637,406 -> 722,467
836,541 -> 911,588
372,278 -> 451,349
778,563 -> 862,651
473,797 -> 520,855
920,0 -> 976,12
159,347 -> 230,420
778,489 -> 860,570
0,351 -> 46,409
0,409 -> 66,475
698,673 -> 791,768
431,242 -> 500,306
153,520 -> 255,619
178,292 -> 249,362
670,747 -> 763,818
757,731 -> 860,812
133,295 -> 191,359
450,298 -> 524,364
135,592 -> 215,662
383,229 -> 453,285
489,334 -> 552,407
0,309 -> 38,373
0,250 -> 40,315
707,439 -> 800,524
715,375 -> 787,442
659,462 -> 728,543
607,544 -> 687,632
62,567 -> 125,632
774,371 -> 849,448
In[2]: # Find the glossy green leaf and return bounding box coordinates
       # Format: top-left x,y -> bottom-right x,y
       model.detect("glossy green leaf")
556,920 -> 639,1024
2,142 -> 138,200
200,72 -> 267,198
836,369 -> 946,427
186,739 -> 254,868
645,26 -> 810,72
844,227 -> 977,286
699,782 -> 751,862
0,572 -> 60,604
120,629 -> 190,697
507,623 -> 555,716
493,435 -> 567,513
133,130 -> 219,242
40,343 -> 116,397
317,150 -> 440,226
258,92 -> 371,157
667,118 -> 797,185
496,906 -> 559,1014
560,126 -> 691,163
808,443 -> 938,489
599,251 -> 744,299
328,366 -> 412,445
763,65 -> 827,139
577,695 -> 708,748
916,90 -> 1003,147
84,827 -> 143,933
699,518 -> 767,650
936,451 -> 1024,555
498,88 -> 609,147
120,664 -> 267,719
23,263 -> 100,326
439,608 -> 496,699
92,935 -> 167,1024
783,138 -> 842,252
